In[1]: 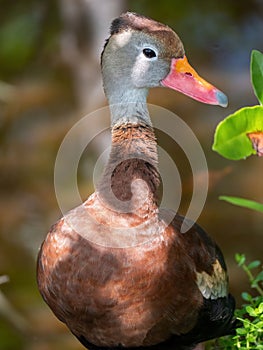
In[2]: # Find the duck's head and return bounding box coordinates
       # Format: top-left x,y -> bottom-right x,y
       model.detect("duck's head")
101,12 -> 227,107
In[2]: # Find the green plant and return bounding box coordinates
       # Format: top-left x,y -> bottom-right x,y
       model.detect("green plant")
208,50 -> 263,349
212,49 -> 263,212
212,255 -> 263,350
234,255 -> 263,349
212,50 -> 263,160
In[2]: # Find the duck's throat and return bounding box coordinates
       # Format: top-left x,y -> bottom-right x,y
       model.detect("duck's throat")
97,122 -> 160,216
108,89 -> 150,127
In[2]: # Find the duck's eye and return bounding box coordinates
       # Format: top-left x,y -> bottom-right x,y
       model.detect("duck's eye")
143,48 -> 157,59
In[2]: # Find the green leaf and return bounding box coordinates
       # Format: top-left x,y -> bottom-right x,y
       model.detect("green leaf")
235,253 -> 246,266
242,292 -> 252,302
256,321 -> 263,329
212,106 -> 263,160
251,50 -> 263,105
219,196 -> 263,213
236,327 -> 247,335
248,260 -> 261,270
246,305 -> 257,317
258,302 -> 263,313
254,271 -> 263,283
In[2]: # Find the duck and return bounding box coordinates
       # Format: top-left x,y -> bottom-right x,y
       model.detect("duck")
37,12 -> 236,350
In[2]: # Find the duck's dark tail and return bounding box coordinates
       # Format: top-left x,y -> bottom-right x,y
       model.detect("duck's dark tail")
171,293 -> 238,347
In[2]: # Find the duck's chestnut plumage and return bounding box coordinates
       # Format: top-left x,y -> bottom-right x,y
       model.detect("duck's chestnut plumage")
37,12 -> 236,350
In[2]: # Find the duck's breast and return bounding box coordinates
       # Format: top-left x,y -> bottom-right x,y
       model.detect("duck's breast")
37,209 -> 203,347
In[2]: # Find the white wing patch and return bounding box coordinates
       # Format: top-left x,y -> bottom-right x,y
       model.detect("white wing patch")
196,259 -> 228,299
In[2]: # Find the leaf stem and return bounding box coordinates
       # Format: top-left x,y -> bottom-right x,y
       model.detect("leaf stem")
242,264 -> 263,296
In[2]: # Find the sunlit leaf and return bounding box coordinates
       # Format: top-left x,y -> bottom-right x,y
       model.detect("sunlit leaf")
212,106 -> 263,159
251,50 -> 263,105
258,303 -> 263,313
219,196 -> 263,213
236,327 -> 247,335
246,305 -> 257,317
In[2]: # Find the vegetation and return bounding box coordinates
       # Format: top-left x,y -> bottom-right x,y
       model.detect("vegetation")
209,51 -> 263,349
233,254 -> 263,349
208,254 -> 263,349
213,50 -> 263,161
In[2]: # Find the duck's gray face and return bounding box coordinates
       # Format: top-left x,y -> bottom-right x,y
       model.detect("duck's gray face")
101,15 -> 227,107
101,29 -> 180,94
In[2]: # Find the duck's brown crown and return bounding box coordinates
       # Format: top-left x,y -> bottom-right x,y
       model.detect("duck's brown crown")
102,12 -> 184,61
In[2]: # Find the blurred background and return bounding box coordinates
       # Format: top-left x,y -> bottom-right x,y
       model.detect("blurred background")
0,0 -> 263,349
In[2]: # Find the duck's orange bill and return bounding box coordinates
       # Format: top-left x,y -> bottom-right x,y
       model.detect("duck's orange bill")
161,56 -> 228,107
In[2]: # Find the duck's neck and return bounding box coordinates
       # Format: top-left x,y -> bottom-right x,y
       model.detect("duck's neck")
97,93 -> 160,217
108,89 -> 151,126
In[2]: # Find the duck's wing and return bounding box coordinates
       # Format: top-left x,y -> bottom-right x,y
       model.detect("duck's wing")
161,212 -> 237,345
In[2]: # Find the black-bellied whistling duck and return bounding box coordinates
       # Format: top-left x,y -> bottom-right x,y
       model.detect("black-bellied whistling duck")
37,12 -> 235,350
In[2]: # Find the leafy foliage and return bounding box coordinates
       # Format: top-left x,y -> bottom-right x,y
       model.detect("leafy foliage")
212,50 -> 263,160
212,49 -> 263,212
212,106 -> 263,160
209,50 -> 263,349
211,255 -> 263,349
